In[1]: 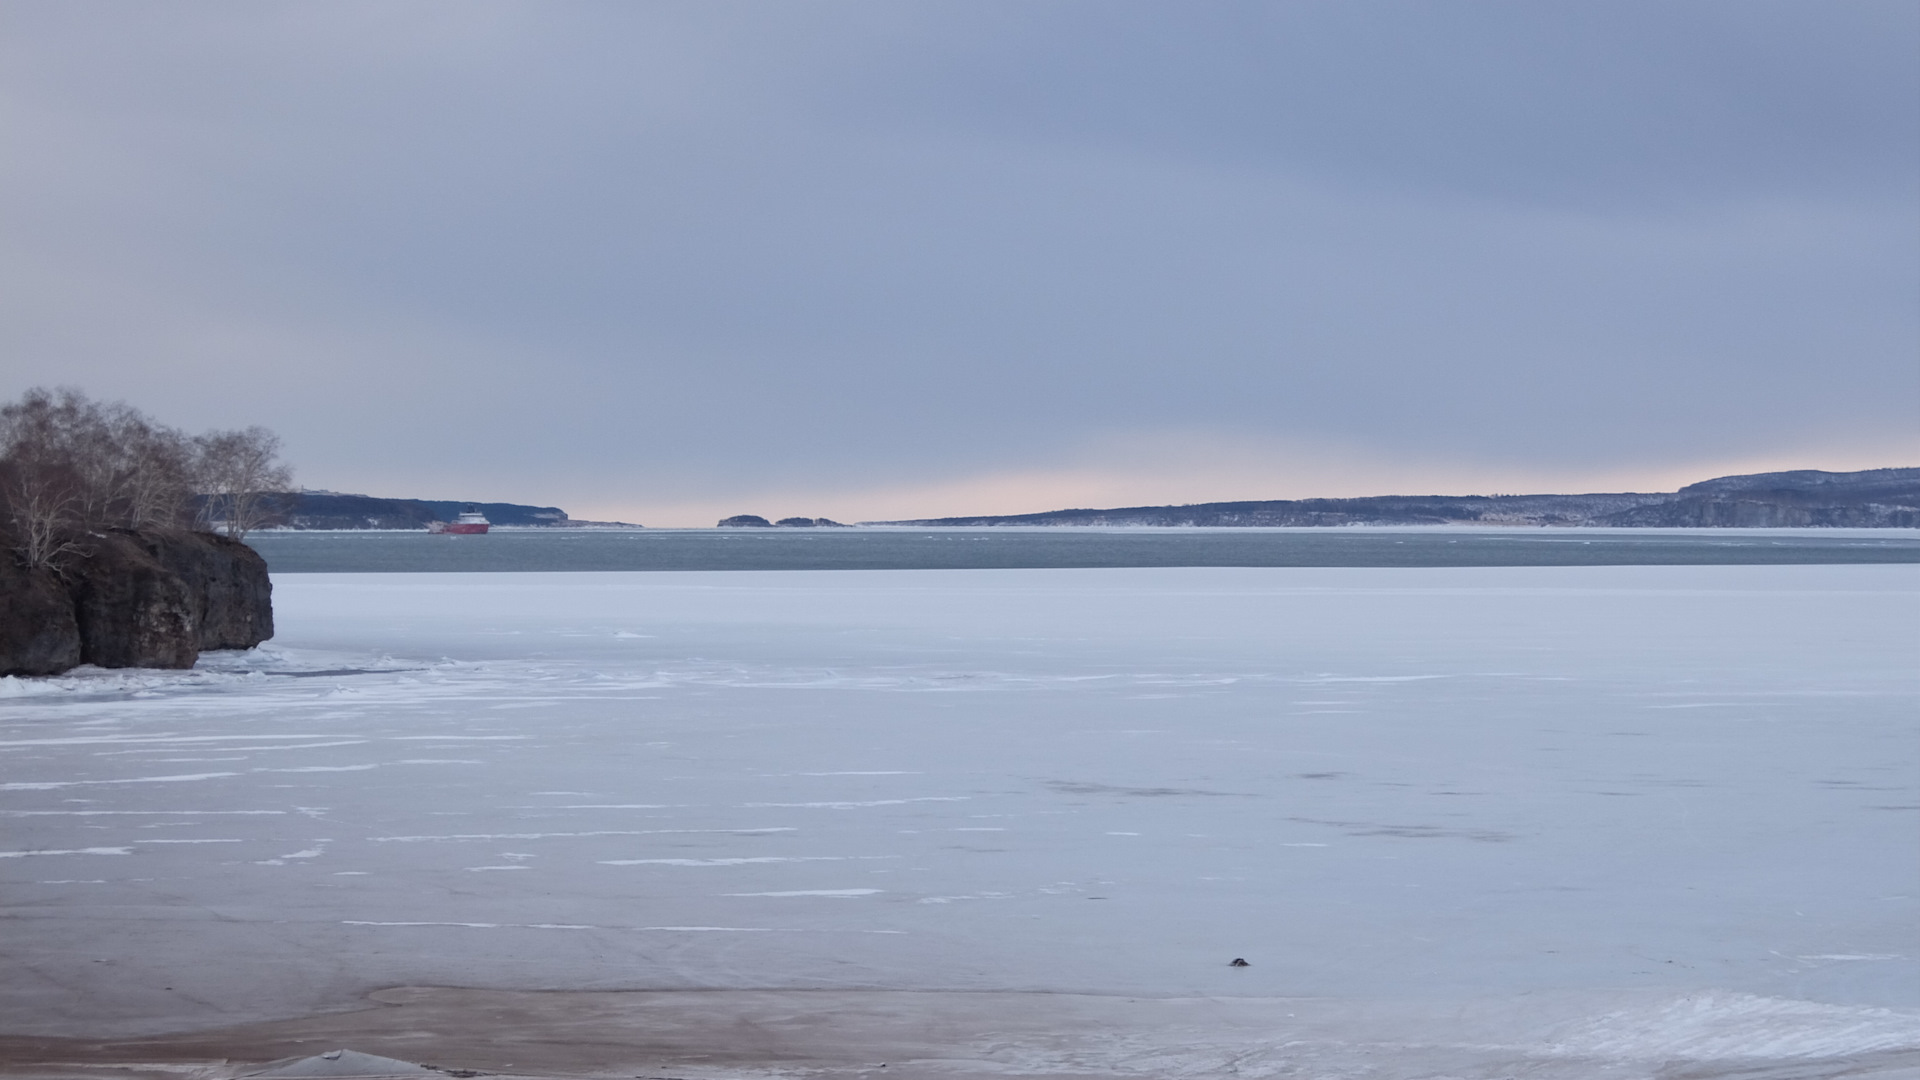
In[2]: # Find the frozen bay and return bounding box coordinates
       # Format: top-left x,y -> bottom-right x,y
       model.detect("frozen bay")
243,526 -> 1920,572
2,565 -> 1916,1076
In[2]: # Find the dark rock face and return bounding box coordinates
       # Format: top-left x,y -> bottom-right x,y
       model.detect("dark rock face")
67,531 -> 200,669
0,558 -> 81,676
139,529 -> 274,649
718,515 -> 773,527
0,527 -> 274,675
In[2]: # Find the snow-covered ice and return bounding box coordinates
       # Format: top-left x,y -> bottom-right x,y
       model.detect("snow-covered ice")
1,565 -> 1915,1075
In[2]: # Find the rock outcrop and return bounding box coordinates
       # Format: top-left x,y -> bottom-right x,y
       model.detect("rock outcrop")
66,531 -> 201,669
0,558 -> 82,676
137,529 -> 274,649
0,526 -> 273,675
724,515 -> 850,528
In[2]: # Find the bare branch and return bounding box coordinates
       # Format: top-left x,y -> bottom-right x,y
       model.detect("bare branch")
0,387 -> 289,559
195,426 -> 294,541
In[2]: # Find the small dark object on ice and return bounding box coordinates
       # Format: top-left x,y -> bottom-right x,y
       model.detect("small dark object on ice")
1229,957 -> 1250,967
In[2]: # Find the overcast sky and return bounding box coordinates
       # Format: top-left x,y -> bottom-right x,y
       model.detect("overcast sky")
3,1 -> 1915,525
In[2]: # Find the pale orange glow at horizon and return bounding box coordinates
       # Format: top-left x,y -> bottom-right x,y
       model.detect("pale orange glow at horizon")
567,438 -> 1920,528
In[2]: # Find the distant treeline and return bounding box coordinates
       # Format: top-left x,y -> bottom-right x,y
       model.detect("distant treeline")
872,468 -> 1920,529
277,492 -> 572,530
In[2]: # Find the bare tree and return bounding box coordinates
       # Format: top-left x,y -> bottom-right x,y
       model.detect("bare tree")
0,387 -> 288,564
0,456 -> 84,569
72,401 -> 195,531
114,412 -> 196,530
195,426 -> 294,540
0,388 -> 197,532
0,389 -> 91,568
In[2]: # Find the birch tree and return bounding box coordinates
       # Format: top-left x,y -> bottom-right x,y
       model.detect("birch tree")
195,426 -> 294,540
0,389 -> 90,567
0,456 -> 84,568
0,387 -> 288,565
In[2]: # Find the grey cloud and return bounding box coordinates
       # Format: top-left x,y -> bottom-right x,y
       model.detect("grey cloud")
1,1 -> 1913,516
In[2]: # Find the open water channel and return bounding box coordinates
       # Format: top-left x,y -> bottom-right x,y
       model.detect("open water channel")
245,526 -> 1920,573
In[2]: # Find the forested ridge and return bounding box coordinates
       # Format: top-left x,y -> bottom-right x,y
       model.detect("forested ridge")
876,468 -> 1920,528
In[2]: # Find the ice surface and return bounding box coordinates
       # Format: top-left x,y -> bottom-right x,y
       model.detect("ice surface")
1,565 -> 1916,1074
244,1049 -> 440,1077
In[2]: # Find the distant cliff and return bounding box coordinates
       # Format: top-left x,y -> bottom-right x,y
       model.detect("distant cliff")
1611,468 -> 1920,527
871,468 -> 1920,528
270,491 -> 574,529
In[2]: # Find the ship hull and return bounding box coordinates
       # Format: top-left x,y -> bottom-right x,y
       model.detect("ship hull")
427,522 -> 490,534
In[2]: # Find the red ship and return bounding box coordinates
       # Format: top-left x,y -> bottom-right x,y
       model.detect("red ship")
427,508 -> 490,535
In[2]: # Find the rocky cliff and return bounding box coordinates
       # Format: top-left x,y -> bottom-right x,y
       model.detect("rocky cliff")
269,491 -> 572,529
1606,468 -> 1920,527
0,558 -> 82,676
1,527 -> 273,676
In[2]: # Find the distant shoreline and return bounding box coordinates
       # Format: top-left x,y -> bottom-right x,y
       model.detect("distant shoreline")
255,523 -> 1920,534
867,466 -> 1919,529
278,466 -> 1919,531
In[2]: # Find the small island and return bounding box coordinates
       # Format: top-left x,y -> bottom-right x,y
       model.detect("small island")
1,389 -> 276,676
719,515 -> 849,527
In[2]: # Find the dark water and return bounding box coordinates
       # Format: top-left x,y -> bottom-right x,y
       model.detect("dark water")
246,527 -> 1920,572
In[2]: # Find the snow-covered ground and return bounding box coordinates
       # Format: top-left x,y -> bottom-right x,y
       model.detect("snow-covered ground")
2,566 -> 1916,1076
